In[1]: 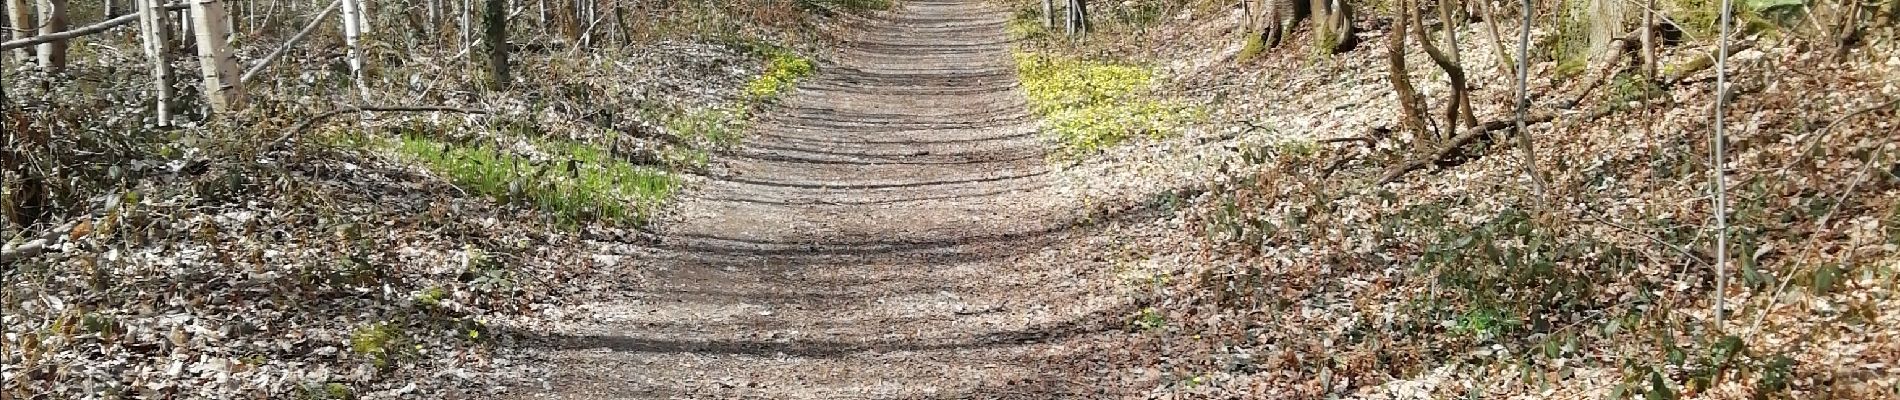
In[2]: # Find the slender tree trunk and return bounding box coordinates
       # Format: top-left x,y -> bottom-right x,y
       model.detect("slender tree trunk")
1640,0 -> 1656,77
340,0 -> 366,98
1426,0 -> 1476,128
6,0 -> 33,63
427,0 -> 439,40
1042,0 -> 1054,29
1480,0 -> 1513,77
612,2 -> 627,45
35,0 -> 67,72
189,0 -> 244,112
1387,0 -> 1427,140
137,0 -> 175,125
484,0 -> 507,89
1511,0 -> 1546,201
1065,0 -> 1087,36
459,0 -> 470,51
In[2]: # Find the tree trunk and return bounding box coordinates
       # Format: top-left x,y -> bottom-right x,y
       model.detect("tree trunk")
1065,0 -> 1087,36
484,0 -> 507,89
6,0 -> 34,63
35,0 -> 67,72
1511,0 -> 1546,199
1420,0 -> 1476,129
137,0 -> 175,125
189,0 -> 244,112
340,0 -> 366,98
1641,0 -> 1656,77
1042,0 -> 1054,29
612,2 -> 628,45
458,0 -> 470,51
1479,0 -> 1513,77
1387,0 -> 1426,139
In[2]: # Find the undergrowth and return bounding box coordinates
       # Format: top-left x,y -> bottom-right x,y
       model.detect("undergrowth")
1014,52 -> 1203,157
338,131 -> 676,227
745,48 -> 817,101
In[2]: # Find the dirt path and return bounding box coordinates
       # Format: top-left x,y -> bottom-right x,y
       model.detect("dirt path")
509,1 -> 1143,398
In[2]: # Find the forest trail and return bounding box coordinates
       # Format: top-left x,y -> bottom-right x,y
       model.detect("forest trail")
512,1 -> 1125,398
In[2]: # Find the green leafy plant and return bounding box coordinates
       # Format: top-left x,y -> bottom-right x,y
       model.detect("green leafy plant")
1015,53 -> 1204,157
1134,307 -> 1168,331
348,321 -> 408,369
746,49 -> 816,101
415,286 -> 448,308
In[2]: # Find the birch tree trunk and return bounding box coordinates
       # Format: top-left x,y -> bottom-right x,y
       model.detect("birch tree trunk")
1041,0 -> 1054,29
459,0 -> 470,51
137,0 -> 176,125
6,0 -> 33,63
189,0 -> 244,112
1065,0 -> 1086,36
36,0 -> 67,71
339,0 -> 366,98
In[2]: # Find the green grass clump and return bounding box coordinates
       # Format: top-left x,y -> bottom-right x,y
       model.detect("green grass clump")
388,135 -> 676,227
348,321 -> 407,369
1015,53 -> 1204,157
746,49 -> 816,101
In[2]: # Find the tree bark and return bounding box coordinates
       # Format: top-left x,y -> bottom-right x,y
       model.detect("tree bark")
1411,0 -> 1477,135
1387,0 -> 1427,139
1479,0 -> 1513,77
36,0 -> 67,71
484,0 -> 507,89
340,0 -> 367,98
137,0 -> 175,125
189,0 -> 244,112
1065,0 -> 1087,36
1511,0 -> 1546,199
5,0 -> 31,62
1042,0 -> 1054,29
1641,0 -> 1656,77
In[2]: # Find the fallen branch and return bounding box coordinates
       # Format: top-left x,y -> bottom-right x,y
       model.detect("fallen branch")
241,0 -> 343,83
271,106 -> 489,150
1,221 -> 76,263
1774,96 -> 1900,177
1663,42 -> 1756,85
1554,31 -> 1642,110
1377,110 -> 1560,184
0,3 -> 186,51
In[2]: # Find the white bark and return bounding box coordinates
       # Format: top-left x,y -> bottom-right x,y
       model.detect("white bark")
1041,0 -> 1053,29
339,0 -> 366,98
36,0 -> 67,71
6,0 -> 32,62
189,0 -> 244,112
137,0 -> 175,125
458,0 -> 469,51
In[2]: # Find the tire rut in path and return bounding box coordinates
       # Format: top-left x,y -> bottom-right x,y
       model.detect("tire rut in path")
511,1 -> 1132,399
